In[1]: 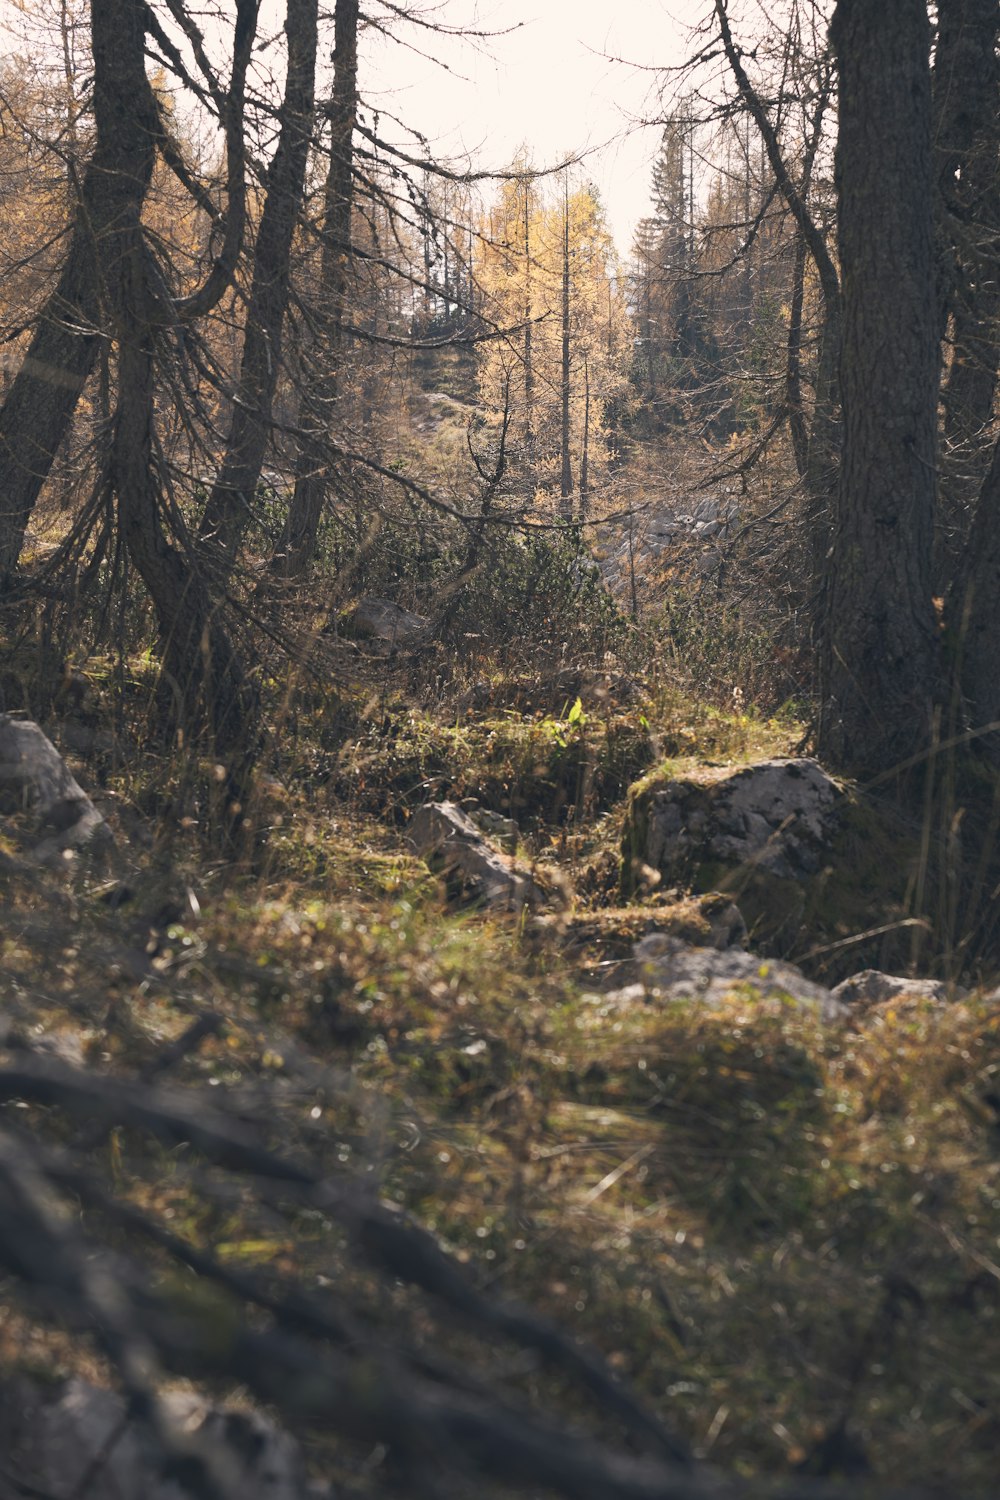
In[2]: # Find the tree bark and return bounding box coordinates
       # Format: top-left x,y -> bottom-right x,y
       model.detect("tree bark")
91,0 -> 258,762
934,0 -> 1000,526
818,0 -> 940,775
523,176 -> 536,484
0,0 -> 255,589
277,0 -> 359,577
559,177 -> 573,519
951,436 -> 1000,751
0,6 -> 163,586
198,0 -> 319,577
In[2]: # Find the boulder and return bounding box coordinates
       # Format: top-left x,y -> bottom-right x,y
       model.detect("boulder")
620,757 -> 917,963
634,934 -> 845,1021
0,1375 -> 326,1500
467,804 -> 519,847
0,714 -> 115,865
831,969 -> 967,1008
626,757 -> 843,887
407,801 -> 545,911
536,894 -> 747,990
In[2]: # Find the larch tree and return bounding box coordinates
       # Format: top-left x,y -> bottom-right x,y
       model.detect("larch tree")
817,0 -> 941,773
476,172 -> 630,516
197,0 -> 320,579
277,0 -> 361,577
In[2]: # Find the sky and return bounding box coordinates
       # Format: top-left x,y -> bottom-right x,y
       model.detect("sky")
361,1 -> 710,256
0,0 -> 709,256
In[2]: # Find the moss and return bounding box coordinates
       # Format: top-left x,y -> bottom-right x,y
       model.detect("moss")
334,708 -> 655,828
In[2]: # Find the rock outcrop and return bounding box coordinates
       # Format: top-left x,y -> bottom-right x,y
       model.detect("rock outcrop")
831,969 -> 966,1007
407,800 -> 545,911
0,714 -> 114,865
633,934 -> 845,1021
620,756 -> 924,971
624,757 -> 844,890
0,1375 -> 326,1500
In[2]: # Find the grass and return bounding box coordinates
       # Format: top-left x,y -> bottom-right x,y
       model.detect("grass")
1,657 -> 999,1492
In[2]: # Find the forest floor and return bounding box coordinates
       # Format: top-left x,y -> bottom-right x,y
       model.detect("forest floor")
2,646 -> 999,1497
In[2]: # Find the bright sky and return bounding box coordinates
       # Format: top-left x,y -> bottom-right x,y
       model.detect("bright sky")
0,0 -> 709,256
362,1 -> 710,256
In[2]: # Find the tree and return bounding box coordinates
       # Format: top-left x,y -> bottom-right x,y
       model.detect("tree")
934,0 -> 1000,531
277,0 -> 360,577
817,0 -> 940,773
197,0 -> 320,579
476,172 -> 629,514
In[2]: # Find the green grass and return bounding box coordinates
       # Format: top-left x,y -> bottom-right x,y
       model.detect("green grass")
2,659 -> 998,1492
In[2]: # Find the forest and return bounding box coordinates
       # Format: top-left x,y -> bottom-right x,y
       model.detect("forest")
0,0 -> 998,1495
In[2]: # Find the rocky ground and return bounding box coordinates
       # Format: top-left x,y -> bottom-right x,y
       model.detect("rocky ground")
1,682 -> 999,1497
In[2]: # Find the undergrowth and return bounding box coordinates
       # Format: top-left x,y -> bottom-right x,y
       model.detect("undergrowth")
1,605 -> 999,1494
3,849 -> 998,1491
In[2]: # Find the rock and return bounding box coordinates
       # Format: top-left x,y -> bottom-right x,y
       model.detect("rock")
342,597 -> 428,644
469,806 -> 519,845
0,714 -> 115,865
635,935 -> 845,1021
831,969 -> 967,1007
627,758 -> 843,886
620,758 -> 872,958
537,895 -> 747,990
407,801 -> 544,911
0,1375 -> 328,1500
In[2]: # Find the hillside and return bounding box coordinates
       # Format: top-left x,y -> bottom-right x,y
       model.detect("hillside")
1,638 -> 998,1499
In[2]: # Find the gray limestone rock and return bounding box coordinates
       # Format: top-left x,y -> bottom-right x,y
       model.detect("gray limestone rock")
343,597 -> 428,644
635,934 -> 846,1021
636,758 -> 844,885
831,969 -> 967,1007
0,714 -> 115,865
407,801 -> 545,911
0,1375 -> 329,1500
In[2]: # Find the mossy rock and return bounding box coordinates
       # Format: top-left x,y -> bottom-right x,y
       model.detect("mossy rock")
621,758 -> 922,981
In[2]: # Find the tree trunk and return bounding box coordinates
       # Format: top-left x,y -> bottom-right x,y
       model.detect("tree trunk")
579,353 -> 590,517
934,0 -> 1000,537
714,0 -> 841,611
87,0 -> 258,764
198,0 -> 318,577
951,437 -> 1000,752
523,178 -> 535,484
559,178 -> 573,519
0,7 -> 164,586
277,0 -> 359,577
818,0 -> 940,775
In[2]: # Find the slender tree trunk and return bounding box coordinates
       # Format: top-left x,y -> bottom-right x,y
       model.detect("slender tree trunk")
93,0 -> 258,762
818,0 -> 940,774
715,0 -> 841,608
934,0 -> 1000,535
0,254 -> 101,588
278,0 -> 359,577
198,0 -> 318,576
523,179 -> 535,484
951,436 -> 1000,752
785,230 -> 809,478
579,353 -> 590,517
0,15 -> 162,585
643,253 -> 656,403
0,0 -> 255,589
559,177 -> 573,519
